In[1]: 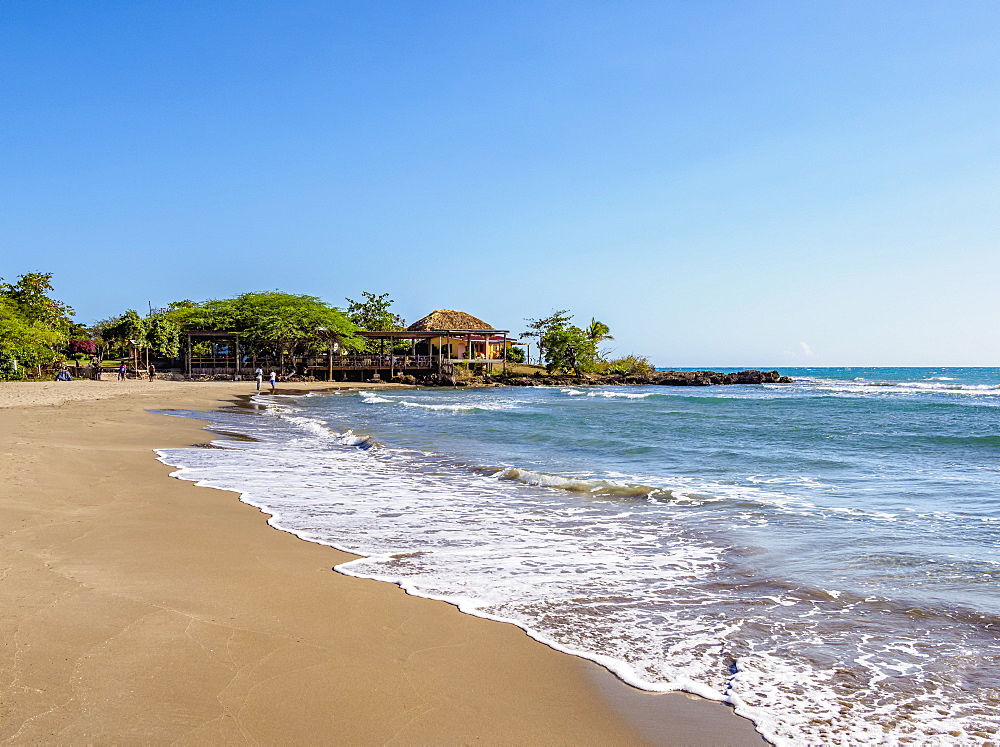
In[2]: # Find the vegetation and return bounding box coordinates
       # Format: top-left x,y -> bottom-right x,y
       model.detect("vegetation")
91,309 -> 182,366
345,291 -> 406,332
345,291 -> 407,353
586,318 -> 614,345
594,354 -> 656,376
0,274 -> 653,381
164,292 -> 363,369
521,310 -> 616,375
542,325 -> 598,374
518,312 -> 627,375
67,337 -> 98,361
505,344 -> 526,364
0,273 -> 75,379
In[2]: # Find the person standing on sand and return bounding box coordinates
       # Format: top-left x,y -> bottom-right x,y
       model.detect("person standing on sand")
254,367 -> 264,391
148,363 -> 156,381
117,362 -> 127,381
269,371 -> 276,393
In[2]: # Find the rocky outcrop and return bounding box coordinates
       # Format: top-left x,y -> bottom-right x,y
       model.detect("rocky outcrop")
412,369 -> 793,388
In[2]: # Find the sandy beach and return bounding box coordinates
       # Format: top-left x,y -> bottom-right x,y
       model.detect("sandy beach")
0,379 -> 764,744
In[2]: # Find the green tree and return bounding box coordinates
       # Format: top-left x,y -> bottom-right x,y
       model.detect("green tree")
164,292 -> 363,371
541,324 -> 598,374
99,310 -> 147,354
145,315 -> 181,358
505,344 -> 526,363
586,318 -> 614,345
232,292 -> 361,360
0,297 -> 65,378
520,309 -> 572,364
0,273 -> 74,379
345,291 -> 406,331
0,273 -> 74,330
346,291 -> 407,354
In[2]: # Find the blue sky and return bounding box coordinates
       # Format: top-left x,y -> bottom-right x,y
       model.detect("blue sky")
2,1 -> 998,366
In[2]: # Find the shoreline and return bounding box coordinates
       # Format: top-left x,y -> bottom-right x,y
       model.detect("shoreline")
0,379 -> 765,744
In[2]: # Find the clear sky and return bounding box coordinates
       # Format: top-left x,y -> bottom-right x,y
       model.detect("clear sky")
2,1 -> 998,366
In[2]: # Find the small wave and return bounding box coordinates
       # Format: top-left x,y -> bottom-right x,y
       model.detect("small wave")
588,390 -> 659,399
277,414 -> 378,449
494,467 -> 669,498
800,380 -> 1000,398
360,393 -> 395,404
899,382 -> 1000,391
928,435 -> 1000,448
560,388 -> 658,400
359,392 -> 516,412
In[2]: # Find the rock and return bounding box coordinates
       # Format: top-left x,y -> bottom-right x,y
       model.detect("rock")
489,369 -> 793,388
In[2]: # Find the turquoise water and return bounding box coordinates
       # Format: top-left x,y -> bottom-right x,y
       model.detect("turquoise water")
158,368 -> 1000,745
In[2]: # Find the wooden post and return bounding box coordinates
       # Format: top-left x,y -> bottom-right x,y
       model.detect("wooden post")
502,335 -> 507,374
328,345 -> 333,381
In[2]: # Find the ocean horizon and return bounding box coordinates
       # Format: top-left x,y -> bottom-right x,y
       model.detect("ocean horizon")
157,367 -> 1000,745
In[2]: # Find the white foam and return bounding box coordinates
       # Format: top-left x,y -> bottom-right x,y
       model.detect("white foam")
152,396 -> 1000,747
589,390 -> 658,399
560,387 -> 671,400
360,391 -> 519,412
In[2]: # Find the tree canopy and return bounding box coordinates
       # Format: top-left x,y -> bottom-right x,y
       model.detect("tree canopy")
522,310 -> 606,374
345,291 -> 406,332
164,291 -> 363,360
345,291 -> 407,353
0,273 -> 74,378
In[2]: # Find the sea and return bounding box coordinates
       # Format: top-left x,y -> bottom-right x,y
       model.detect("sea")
156,367 -> 1000,745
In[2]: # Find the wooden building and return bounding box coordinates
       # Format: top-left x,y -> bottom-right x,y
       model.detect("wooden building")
181,330 -> 246,378
309,310 -> 519,380
181,311 -> 520,381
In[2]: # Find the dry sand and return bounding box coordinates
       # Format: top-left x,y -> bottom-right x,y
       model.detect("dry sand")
0,379 -> 765,744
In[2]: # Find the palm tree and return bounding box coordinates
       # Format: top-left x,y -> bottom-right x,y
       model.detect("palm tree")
586,318 -> 613,344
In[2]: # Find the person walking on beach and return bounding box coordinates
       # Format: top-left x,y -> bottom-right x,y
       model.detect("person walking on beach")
117,362 -> 127,381
148,363 -> 156,381
269,371 -> 277,394
254,367 -> 264,391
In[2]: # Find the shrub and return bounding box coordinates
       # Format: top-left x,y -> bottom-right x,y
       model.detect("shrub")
505,345 -> 526,363
596,354 -> 656,376
67,338 -> 97,357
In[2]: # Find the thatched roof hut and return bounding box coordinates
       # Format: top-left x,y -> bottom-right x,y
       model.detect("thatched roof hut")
407,310 -> 494,332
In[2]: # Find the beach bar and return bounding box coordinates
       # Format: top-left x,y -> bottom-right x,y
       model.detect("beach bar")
308,310 -> 517,381
182,330 -> 248,378
180,312 -> 518,381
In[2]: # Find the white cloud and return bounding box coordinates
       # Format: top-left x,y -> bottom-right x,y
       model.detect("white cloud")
784,341 -> 816,359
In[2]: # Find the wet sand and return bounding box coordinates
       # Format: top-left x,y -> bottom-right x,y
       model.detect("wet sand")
0,379 -> 765,744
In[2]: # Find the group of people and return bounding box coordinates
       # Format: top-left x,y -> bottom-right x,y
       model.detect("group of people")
254,368 -> 277,393
108,362 -> 156,381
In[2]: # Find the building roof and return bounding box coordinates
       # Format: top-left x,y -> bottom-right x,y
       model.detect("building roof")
407,309 -> 493,331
